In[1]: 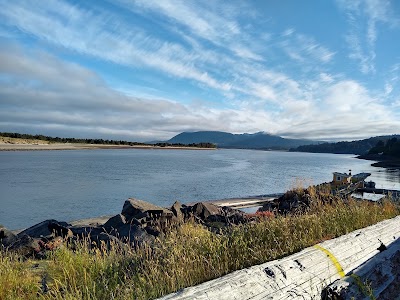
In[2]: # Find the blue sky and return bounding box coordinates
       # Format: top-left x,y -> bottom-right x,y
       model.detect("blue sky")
0,0 -> 400,141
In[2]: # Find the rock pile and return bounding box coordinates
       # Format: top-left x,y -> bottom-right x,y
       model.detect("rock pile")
257,189 -> 312,214
0,198 -> 247,257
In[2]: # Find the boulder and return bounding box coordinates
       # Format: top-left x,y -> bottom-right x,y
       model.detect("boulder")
8,234 -> 42,257
257,201 -> 278,213
220,206 -> 247,224
0,227 -> 17,247
103,214 -> 126,231
191,202 -> 222,220
69,226 -> 105,239
109,224 -> 155,245
121,198 -> 173,223
91,233 -> 122,249
17,219 -> 71,239
171,201 -> 184,221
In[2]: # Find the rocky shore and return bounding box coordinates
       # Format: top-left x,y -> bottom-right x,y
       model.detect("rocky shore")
0,198 -> 251,258
357,153 -> 400,170
0,188 -> 322,259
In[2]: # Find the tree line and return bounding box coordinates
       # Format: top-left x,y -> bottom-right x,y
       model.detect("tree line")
368,137 -> 400,157
0,132 -> 216,149
290,135 -> 400,155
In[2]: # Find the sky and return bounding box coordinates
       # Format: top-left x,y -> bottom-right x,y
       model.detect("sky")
0,0 -> 400,142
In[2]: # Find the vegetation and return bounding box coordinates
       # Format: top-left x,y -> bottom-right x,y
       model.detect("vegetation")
368,137 -> 400,158
0,132 -> 216,149
1,188 -> 399,300
291,135 -> 400,155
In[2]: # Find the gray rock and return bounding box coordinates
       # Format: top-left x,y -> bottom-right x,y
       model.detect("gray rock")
18,220 -> 71,239
9,234 -> 41,257
192,202 -> 222,220
171,201 -> 184,221
69,226 -> 105,239
103,214 -> 126,231
110,224 -> 155,245
121,198 -> 173,222
0,227 -> 17,247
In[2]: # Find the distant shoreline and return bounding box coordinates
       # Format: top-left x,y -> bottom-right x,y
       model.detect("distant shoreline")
0,143 -> 216,151
357,154 -> 400,170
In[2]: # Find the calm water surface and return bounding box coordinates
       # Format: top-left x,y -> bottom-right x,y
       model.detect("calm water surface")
1,149 -> 399,229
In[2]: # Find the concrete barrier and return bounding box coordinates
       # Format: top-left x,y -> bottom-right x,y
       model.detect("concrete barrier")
159,216 -> 400,300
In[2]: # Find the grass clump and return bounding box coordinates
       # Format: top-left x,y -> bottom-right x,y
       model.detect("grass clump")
0,251 -> 42,300
1,196 -> 399,300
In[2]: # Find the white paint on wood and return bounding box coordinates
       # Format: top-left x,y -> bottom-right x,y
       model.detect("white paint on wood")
159,216 -> 400,300
325,238 -> 400,299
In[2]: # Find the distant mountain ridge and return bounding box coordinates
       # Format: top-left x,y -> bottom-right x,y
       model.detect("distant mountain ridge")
290,135 -> 400,155
167,131 -> 319,149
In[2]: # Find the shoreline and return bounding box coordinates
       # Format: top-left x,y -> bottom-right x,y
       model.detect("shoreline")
357,154 -> 400,170
0,143 -> 216,151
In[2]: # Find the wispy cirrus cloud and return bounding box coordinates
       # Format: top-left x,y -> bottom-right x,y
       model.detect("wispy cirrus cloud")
337,0 -> 399,74
281,32 -> 335,64
1,0 -> 399,141
116,0 -> 263,61
0,0 -> 232,92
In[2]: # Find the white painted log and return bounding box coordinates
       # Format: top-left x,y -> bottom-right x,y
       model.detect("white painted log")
159,216 -> 400,300
325,238 -> 400,299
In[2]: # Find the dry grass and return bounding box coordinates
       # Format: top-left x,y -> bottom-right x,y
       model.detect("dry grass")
0,136 -> 52,145
1,193 -> 399,300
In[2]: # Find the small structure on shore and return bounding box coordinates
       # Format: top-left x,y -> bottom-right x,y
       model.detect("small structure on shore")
332,170 -> 371,186
332,171 -> 352,185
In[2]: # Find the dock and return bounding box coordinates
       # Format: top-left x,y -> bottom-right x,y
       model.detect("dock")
356,187 -> 400,198
206,193 -> 283,209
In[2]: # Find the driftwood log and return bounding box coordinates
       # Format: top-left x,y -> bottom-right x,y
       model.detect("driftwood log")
159,216 -> 400,300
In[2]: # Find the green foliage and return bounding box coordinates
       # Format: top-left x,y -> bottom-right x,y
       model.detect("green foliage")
291,135 -> 400,155
368,137 -> 400,157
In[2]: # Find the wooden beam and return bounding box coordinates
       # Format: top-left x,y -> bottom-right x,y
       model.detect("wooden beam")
159,216 -> 400,300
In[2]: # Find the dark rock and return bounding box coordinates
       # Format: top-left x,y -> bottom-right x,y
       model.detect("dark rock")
205,206 -> 247,225
180,204 -> 192,219
91,232 -> 122,248
192,202 -> 222,220
171,201 -> 184,221
103,214 -> 126,231
109,224 -> 155,245
69,226 -> 106,239
279,194 -> 299,212
121,198 -> 173,222
18,220 -> 71,239
257,201 -> 278,213
0,227 -> 17,247
220,206 -> 247,224
144,226 -> 161,237
48,222 -> 72,238
9,234 -> 41,257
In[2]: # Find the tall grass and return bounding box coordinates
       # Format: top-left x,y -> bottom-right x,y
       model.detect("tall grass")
1,197 -> 398,300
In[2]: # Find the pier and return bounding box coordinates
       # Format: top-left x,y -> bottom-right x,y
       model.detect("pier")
356,187 -> 400,198
199,193 -> 283,209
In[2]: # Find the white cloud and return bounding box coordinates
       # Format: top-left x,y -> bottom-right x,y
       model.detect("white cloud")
337,0 -> 399,74
0,1 -> 399,142
320,73 -> 334,83
282,28 -> 295,37
0,0 -> 234,93
281,33 -> 335,64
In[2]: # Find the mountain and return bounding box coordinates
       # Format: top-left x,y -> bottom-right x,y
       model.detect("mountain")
167,131 -> 319,149
290,135 -> 400,155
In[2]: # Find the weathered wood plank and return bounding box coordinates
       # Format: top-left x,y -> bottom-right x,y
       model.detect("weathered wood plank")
159,216 -> 400,300
325,238 -> 400,299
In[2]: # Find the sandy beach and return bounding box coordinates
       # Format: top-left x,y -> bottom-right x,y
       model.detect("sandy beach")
0,136 -> 216,151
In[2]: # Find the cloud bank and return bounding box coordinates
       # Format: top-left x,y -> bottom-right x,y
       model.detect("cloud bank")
0,0 -> 399,141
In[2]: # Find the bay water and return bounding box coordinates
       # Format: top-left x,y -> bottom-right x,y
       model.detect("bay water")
1,149 -> 399,229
